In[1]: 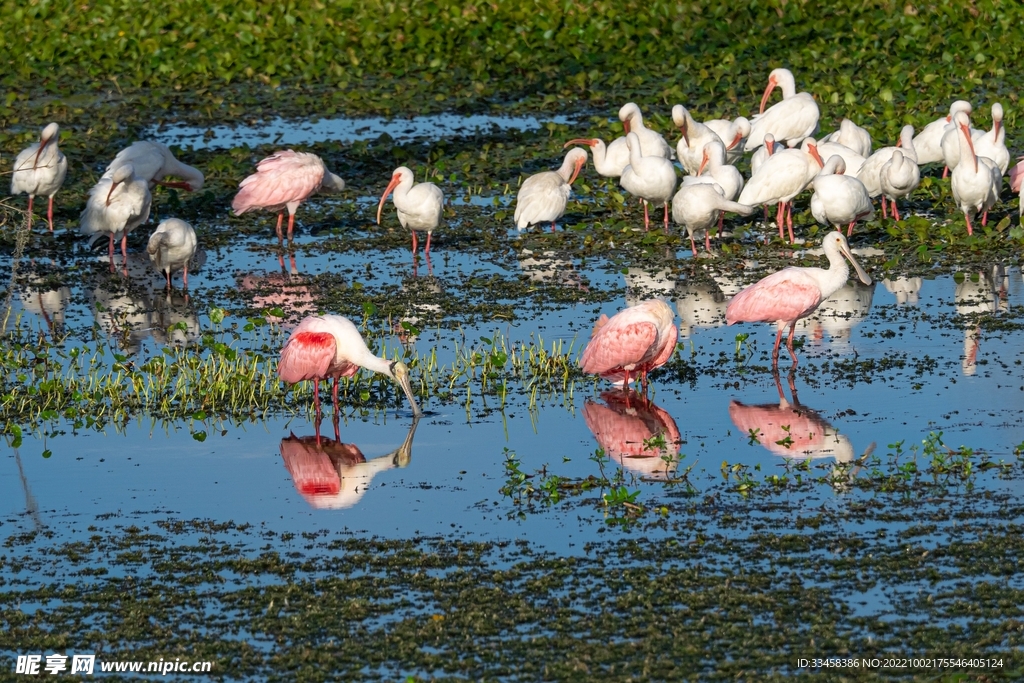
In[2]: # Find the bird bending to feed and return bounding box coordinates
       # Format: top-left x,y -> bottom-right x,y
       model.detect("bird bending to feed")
579,299 -> 678,392
725,232 -> 872,367
278,314 -> 421,421
672,104 -> 725,174
563,137 -> 629,178
232,150 -> 345,243
738,138 -> 823,242
949,111 -> 1000,235
822,118 -> 872,157
912,100 -> 972,165
973,102 -> 1009,175
879,149 -> 920,221
809,156 -> 875,236
745,68 -> 820,150
80,163 -> 152,264
672,183 -> 755,255
103,140 -> 204,192
376,166 -> 444,257
10,122 -> 67,232
147,218 -> 197,289
620,132 -> 678,231
514,148 -> 587,230
618,102 -> 674,160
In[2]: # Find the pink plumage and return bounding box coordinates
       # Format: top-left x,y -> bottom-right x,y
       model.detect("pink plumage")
583,390 -> 681,478
725,269 -> 823,326
1010,156 -> 1024,193
579,299 -> 677,389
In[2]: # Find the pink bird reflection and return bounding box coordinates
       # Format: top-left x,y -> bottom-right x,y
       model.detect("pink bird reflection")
582,390 -> 681,479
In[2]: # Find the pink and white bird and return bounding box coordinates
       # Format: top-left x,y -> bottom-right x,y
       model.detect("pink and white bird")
620,132 -> 678,231
821,119 -> 873,157
583,391 -> 682,479
563,137 -> 629,177
103,140 -> 204,192
949,111 -> 1001,235
80,163 -> 152,264
232,150 -> 345,243
10,122 -> 67,232
879,149 -> 920,221
376,166 -> 444,257
147,218 -> 197,289
973,102 -> 1009,175
579,299 -> 677,391
1010,157 -> 1024,217
725,231 -> 872,367
618,102 -> 674,160
809,156 -> 874,236
738,138 -> 824,242
278,314 -> 421,420
672,104 -> 725,174
745,68 -> 820,150
704,116 -> 751,165
912,100 -> 973,165
672,182 -> 755,255
856,124 -> 916,199
514,148 -> 587,230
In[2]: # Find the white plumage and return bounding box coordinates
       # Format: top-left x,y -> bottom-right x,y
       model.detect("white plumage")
80,164 -> 152,263
821,119 -> 872,157
856,125 -> 916,198
809,156 -> 875,236
618,102 -> 674,160
514,148 -> 588,230
620,132 -> 678,231
912,100 -> 972,165
949,112 -> 1001,235
879,150 -> 920,221
10,122 -> 68,232
745,68 -> 820,150
103,140 -> 204,191
672,183 -> 754,254
147,218 -> 198,289
973,103 -> 1009,175
377,166 -> 444,255
672,104 -> 724,174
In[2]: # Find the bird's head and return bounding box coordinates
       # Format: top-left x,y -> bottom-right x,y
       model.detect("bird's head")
106,164 -> 136,206
388,360 -> 422,417
671,105 -> 689,143
376,167 -> 412,225
34,122 -> 60,169
563,138 -> 600,151
760,71 -> 781,114
618,102 -> 640,134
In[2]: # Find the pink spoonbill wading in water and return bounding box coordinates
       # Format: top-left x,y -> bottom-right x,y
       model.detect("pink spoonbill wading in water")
579,299 -> 678,393
725,232 -> 872,368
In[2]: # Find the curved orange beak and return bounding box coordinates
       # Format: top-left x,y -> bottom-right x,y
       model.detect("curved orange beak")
623,120 -> 631,135
698,149 -> 709,176
160,180 -> 193,191
759,76 -> 778,114
563,138 -> 598,149
105,180 -> 121,206
960,122 -> 978,172
567,157 -> 585,186
376,173 -> 402,225
677,118 -> 689,145
33,135 -> 51,169
727,131 -> 742,150
808,143 -> 824,168
995,120 -> 1001,139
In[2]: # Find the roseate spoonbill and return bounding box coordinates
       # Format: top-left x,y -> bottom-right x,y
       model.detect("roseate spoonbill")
745,68 -> 820,150
80,163 -> 152,264
950,111 -> 1000,235
103,140 -> 204,192
973,103 -> 1009,175
1011,157 -> 1024,217
280,419 -> 418,505
879,149 -> 920,220
822,119 -> 872,157
278,314 -> 421,421
514,147 -> 587,230
704,116 -> 751,164
620,133 -> 678,231
672,104 -> 724,174
683,140 -> 744,200
579,299 -> 677,391
618,102 -> 674,159
725,231 -> 872,367
10,122 -> 67,232
809,156 -> 875,236
232,150 -> 345,243
750,133 -> 784,176
376,166 -> 444,257
583,391 -> 681,479
738,138 -> 824,242
147,218 -> 197,289
856,125 -> 916,199
912,100 -> 973,165
562,137 -> 629,177
814,140 -> 866,176
672,183 -> 754,254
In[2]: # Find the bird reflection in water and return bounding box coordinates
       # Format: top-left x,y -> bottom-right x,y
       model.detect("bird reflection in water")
280,418 -> 419,510
729,372 -> 872,475
795,280 -> 876,354
582,390 -> 681,479
237,250 -> 316,329
955,265 -> 1007,376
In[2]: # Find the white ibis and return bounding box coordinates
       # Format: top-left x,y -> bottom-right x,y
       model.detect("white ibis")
973,103 -> 1009,175
814,140 -> 866,176
376,166 -> 444,257
912,100 -> 973,165
704,116 -> 751,164
681,140 -> 743,200
514,148 -> 587,230
879,149 -> 920,221
745,68 -> 820,150
939,108 -> 984,176
147,218 -> 198,289
750,133 -> 784,175
738,138 -> 824,242
10,122 -> 67,232
620,132 -> 678,231
232,150 -> 345,243
80,164 -> 152,264
822,119 -> 872,157
950,111 -> 1000,235
618,103 -> 674,159
672,183 -> 755,255
809,156 -> 875,236
103,140 -> 204,192
562,137 -> 629,177
672,104 -> 724,174
856,124 -> 916,199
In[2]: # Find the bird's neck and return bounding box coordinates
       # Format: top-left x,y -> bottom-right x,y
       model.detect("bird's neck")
557,156 -> 578,183
357,351 -> 393,377
821,251 -> 851,300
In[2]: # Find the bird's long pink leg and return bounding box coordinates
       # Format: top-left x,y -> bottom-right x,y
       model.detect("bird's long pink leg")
121,234 -> 128,264
312,378 -> 322,421
108,234 -> 115,261
333,414 -> 341,442
411,230 -> 418,255
643,202 -> 650,232
881,197 -> 888,220
942,166 -> 949,179
623,369 -> 630,390
786,323 -> 799,365
786,203 -> 795,243
183,264 -> 189,289
892,200 -> 900,222
705,229 -> 711,253
772,327 -> 785,368
550,222 -> 556,233
776,203 -> 784,239
965,212 -> 974,236
424,232 -> 432,255
275,211 -> 285,243
47,197 -> 54,232
982,210 -> 988,227
663,203 -> 670,230
287,213 -> 296,242
26,196 -> 33,229
332,377 -> 340,416
847,221 -> 855,237
690,235 -> 698,256
165,270 -> 171,289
